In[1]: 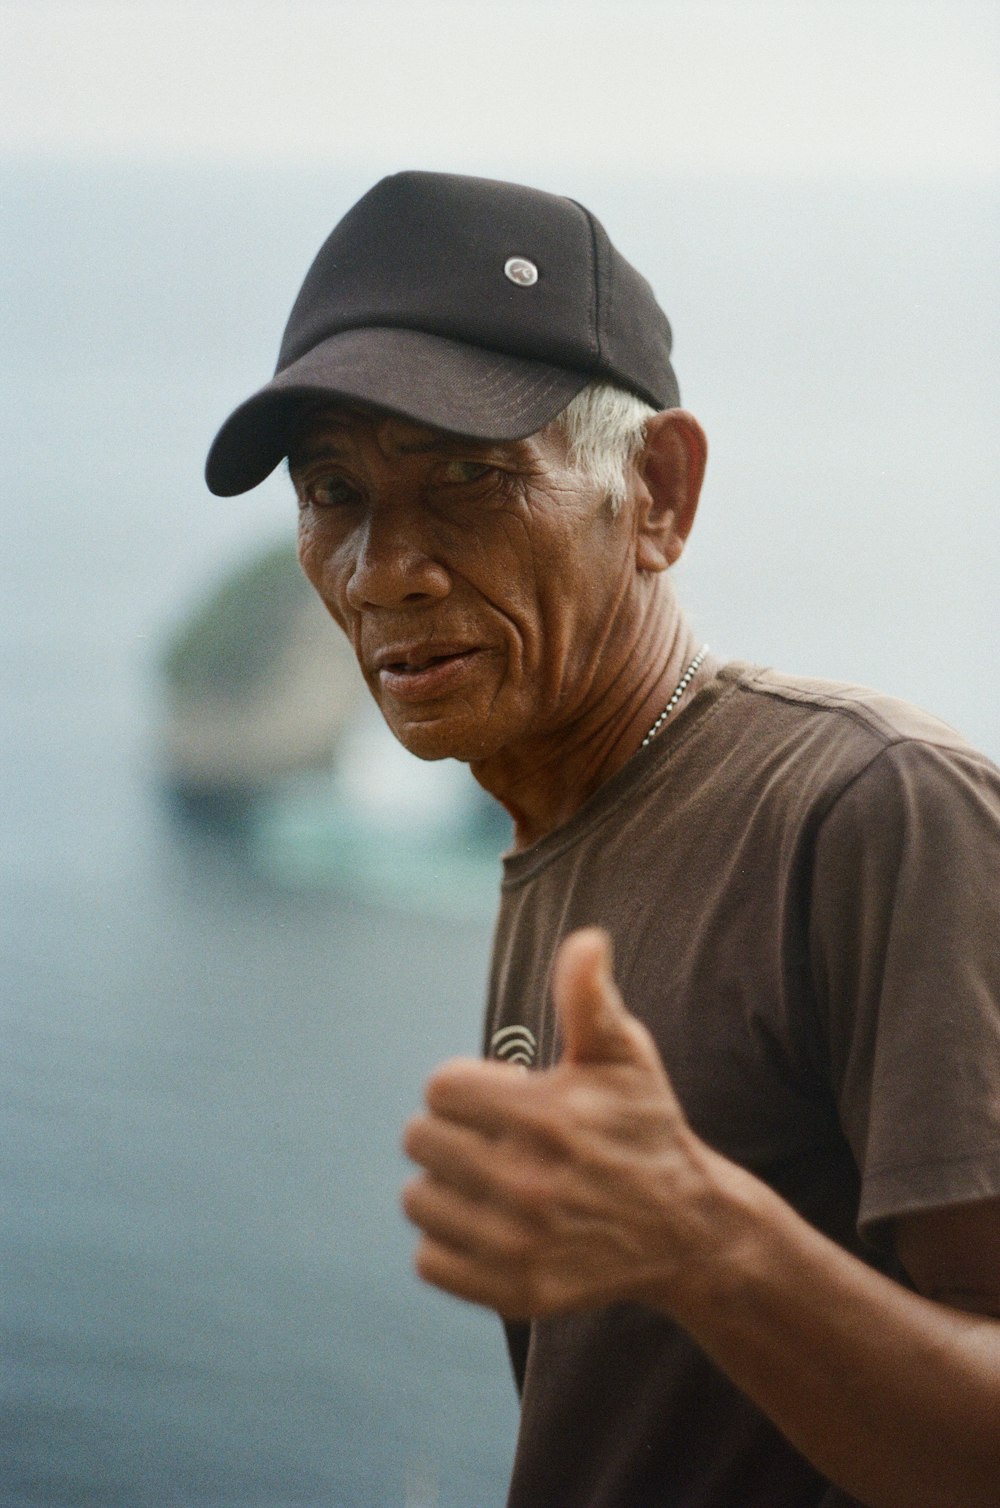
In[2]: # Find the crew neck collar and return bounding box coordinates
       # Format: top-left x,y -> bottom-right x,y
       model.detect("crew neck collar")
501,654 -> 734,885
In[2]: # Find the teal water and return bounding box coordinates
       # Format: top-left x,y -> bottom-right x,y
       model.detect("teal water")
4,851 -> 515,1506
2,160 -> 997,1505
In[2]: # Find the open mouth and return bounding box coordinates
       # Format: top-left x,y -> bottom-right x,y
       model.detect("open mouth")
387,651 -> 469,673
377,647 -> 482,701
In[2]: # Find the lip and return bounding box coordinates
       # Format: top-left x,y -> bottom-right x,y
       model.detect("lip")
371,640 -> 476,673
373,643 -> 486,703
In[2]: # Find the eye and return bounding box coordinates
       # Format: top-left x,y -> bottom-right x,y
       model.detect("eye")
436,459 -> 495,486
300,472 -> 362,509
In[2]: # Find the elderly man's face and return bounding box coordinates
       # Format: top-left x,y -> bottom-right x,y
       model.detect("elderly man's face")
290,405 -> 643,766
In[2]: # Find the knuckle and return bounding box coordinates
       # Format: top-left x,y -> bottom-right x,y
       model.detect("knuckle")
413,1238 -> 441,1284
401,1115 -> 427,1160
497,1161 -> 554,1221
424,1057 -> 480,1110
423,1068 -> 457,1113
560,1080 -> 607,1123
492,1222 -> 532,1264
520,1100 -> 578,1156
400,1174 -> 429,1224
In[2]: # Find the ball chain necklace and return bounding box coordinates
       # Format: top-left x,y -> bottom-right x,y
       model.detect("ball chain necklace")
640,644 -> 710,749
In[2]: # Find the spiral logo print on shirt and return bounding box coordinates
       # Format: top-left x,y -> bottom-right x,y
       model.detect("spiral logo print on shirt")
490,1024 -> 537,1068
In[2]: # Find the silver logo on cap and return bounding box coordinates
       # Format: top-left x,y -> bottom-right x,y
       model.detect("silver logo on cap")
504,256 -> 538,287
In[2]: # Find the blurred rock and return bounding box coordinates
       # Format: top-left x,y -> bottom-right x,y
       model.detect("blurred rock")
159,540 -> 363,803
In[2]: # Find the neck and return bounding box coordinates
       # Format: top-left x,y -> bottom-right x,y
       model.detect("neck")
471,597 -> 704,851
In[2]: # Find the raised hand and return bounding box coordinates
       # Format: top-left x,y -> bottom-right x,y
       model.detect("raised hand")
401,927 -> 723,1319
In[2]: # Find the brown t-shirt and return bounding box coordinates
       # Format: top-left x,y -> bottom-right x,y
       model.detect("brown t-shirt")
484,660 -> 1000,1508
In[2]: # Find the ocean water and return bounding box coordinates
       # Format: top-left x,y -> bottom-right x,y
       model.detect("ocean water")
1,160 -> 997,1506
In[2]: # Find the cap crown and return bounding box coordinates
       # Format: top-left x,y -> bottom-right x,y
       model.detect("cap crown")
276,171 -> 678,409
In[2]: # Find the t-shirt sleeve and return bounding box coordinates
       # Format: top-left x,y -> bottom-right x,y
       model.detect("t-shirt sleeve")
808,736 -> 1000,1246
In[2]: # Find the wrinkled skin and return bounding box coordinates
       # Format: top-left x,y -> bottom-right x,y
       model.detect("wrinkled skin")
291,404 -> 705,845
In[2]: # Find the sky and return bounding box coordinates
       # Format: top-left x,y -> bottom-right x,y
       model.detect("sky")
4,0 -> 998,178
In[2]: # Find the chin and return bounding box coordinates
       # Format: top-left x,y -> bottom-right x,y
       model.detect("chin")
387,717 -> 468,763
387,711 -> 500,765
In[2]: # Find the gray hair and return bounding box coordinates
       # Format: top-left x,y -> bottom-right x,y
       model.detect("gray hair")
553,381 -> 659,511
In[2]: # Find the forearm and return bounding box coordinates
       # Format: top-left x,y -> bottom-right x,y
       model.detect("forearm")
654,1152 -> 1000,1508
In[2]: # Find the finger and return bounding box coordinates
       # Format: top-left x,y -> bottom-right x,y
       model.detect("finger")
553,927 -> 663,1071
411,1232 -> 532,1319
402,1113 -> 499,1199
401,1171 -> 534,1260
422,1056 -> 540,1133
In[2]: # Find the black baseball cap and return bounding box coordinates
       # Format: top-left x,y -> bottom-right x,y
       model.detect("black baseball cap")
205,171 -> 680,497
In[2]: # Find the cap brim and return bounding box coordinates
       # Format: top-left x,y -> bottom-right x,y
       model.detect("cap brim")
204,326 -> 591,496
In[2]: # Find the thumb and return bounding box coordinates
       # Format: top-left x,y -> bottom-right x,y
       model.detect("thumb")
553,928 -> 661,1070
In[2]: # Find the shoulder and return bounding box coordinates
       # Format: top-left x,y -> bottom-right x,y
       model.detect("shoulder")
720,661 -> 979,753
714,661 -> 999,809
674,663 -> 1000,874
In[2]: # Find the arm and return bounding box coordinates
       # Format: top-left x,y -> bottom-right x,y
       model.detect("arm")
402,929 -> 1000,1508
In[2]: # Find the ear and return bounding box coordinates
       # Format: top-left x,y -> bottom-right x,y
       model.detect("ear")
634,410 -> 707,572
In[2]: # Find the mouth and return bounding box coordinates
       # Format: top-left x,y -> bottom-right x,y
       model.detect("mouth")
373,644 -> 485,703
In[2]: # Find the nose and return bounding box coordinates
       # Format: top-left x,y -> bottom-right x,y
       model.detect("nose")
344,502 -> 451,611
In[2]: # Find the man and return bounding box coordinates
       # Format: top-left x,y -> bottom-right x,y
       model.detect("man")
206,172 -> 1000,1506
